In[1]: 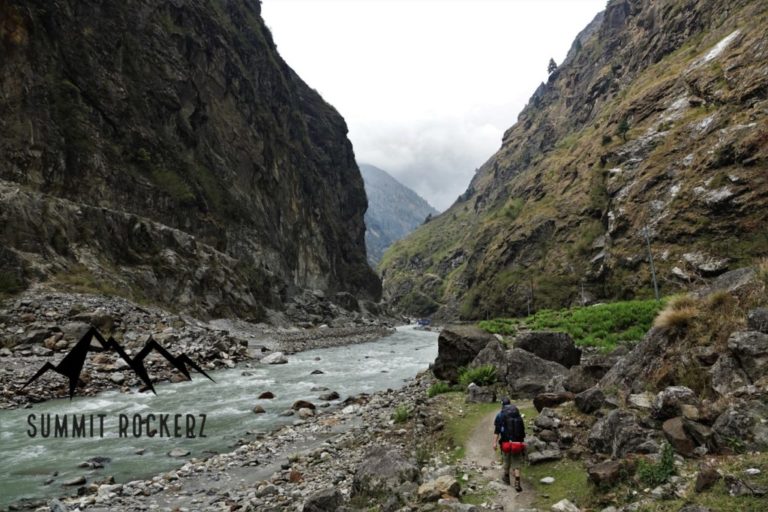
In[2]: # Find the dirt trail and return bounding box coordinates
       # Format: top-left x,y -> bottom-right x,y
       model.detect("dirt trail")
465,405 -> 536,512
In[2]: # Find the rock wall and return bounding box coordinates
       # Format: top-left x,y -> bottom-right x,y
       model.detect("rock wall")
0,0 -> 380,317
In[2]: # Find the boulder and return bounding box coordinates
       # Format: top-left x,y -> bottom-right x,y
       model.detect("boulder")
709,355 -> 750,396
471,341 -> 567,397
292,400 -> 316,410
588,409 -> 652,458
433,326 -> 495,382
466,383 -> 496,403
695,464 -> 721,492
628,392 -> 654,410
259,391 -> 275,399
515,331 -> 581,368
528,449 -> 562,464
352,446 -> 420,498
417,475 -> 460,501
261,352 -> 288,364
302,488 -> 343,512
575,387 -> 605,414
551,499 -> 580,512
167,448 -> 190,457
747,308 -> 768,333
62,476 -> 86,486
534,392 -> 575,413
662,417 -> 696,456
727,331 -> 768,382
652,386 -> 699,420
319,391 -> 340,401
713,401 -> 768,452
252,405 -> 265,414
298,408 -> 315,418
588,460 -> 623,487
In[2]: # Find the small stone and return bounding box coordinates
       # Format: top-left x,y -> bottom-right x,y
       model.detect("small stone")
110,373 -> 125,385
540,477 -> 555,484
167,448 -> 190,458
261,352 -> 288,365
744,468 -> 761,476
319,391 -> 340,401
292,399 -> 316,410
695,464 -> 721,492
551,499 -> 580,512
253,405 -> 266,414
62,475 -> 86,486
310,369 -> 324,375
259,391 -> 275,399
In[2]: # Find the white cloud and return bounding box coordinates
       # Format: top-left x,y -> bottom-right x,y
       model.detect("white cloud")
262,0 -> 607,210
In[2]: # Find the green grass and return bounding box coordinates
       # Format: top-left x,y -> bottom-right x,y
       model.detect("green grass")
427,381 -> 454,397
458,365 -> 497,388
441,393 -> 501,461
479,298 -> 666,351
392,404 -> 410,424
525,458 -> 592,509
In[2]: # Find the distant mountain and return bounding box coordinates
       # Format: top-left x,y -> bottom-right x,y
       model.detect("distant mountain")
360,164 -> 438,266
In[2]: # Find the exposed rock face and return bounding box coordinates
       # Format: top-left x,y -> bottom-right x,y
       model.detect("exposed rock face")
381,0 -> 768,319
515,331 -> 581,368
713,401 -> 768,452
0,0 -> 379,317
588,409 -> 656,458
471,340 -> 567,397
360,164 -> 437,267
432,326 -> 495,382
652,386 -> 699,420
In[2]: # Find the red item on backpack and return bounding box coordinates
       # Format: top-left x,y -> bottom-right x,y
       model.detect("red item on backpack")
500,441 -> 526,454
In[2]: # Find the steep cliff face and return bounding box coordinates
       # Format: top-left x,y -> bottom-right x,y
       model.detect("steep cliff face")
381,0 -> 768,319
0,0 -> 380,318
360,164 -> 438,266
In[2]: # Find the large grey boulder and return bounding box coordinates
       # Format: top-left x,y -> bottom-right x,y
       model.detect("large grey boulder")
598,328 -> 674,394
564,353 -> 617,393
709,354 -> 751,396
727,331 -> 768,383
352,446 -> 420,498
713,401 -> 768,452
432,326 -> 495,382
303,488 -> 343,512
575,387 -> 605,414
588,409 -> 654,458
466,383 -> 496,403
471,340 -> 567,397
514,331 -> 581,368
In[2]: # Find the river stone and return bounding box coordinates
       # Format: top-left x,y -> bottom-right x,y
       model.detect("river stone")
310,369 -> 324,375
293,400 -> 316,410
110,373 -> 126,385
62,475 -> 86,486
253,405 -> 266,414
352,446 -> 420,497
298,407 -> 315,418
319,391 -> 340,401
302,487 -> 343,512
259,391 -> 275,399
514,331 -> 581,368
433,325 -> 495,382
167,448 -> 190,458
48,499 -> 68,512
261,351 -> 288,364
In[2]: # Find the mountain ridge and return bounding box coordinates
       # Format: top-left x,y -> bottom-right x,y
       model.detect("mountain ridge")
360,163 -> 438,266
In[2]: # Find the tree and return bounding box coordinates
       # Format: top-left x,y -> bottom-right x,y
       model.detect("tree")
547,58 -> 558,75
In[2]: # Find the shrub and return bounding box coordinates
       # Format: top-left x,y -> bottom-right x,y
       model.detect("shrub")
427,381 -> 453,397
458,365 -> 497,388
653,305 -> 699,332
637,443 -> 676,486
667,294 -> 700,311
392,404 -> 410,424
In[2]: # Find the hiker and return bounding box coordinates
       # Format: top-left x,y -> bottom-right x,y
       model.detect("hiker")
493,397 -> 526,491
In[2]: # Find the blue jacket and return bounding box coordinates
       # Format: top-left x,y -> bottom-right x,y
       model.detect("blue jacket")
495,405 -> 525,442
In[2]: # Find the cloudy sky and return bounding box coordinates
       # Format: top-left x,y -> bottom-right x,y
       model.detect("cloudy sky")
262,0 -> 607,211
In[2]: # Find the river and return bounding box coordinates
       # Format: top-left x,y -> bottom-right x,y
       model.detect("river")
0,325 -> 438,509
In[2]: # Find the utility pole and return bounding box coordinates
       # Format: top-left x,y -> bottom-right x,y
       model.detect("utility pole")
643,225 -> 660,301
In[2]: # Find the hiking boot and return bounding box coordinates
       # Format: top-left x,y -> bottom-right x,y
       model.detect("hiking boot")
502,474 -> 510,485
515,479 -> 523,492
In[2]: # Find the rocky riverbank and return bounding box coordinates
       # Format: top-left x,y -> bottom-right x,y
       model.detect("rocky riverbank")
0,289 -> 396,410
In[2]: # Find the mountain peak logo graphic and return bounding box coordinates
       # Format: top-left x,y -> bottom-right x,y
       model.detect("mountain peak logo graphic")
21,326 -> 214,398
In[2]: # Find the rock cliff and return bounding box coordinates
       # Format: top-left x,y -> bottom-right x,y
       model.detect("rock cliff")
0,0 -> 380,318
380,0 -> 768,319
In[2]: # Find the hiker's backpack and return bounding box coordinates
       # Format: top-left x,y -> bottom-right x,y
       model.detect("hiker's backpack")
500,408 -> 525,442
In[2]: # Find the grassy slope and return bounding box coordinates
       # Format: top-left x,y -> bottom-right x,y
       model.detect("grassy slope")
380,0 -> 768,320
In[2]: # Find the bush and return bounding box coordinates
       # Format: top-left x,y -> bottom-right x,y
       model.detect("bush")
637,443 -> 676,486
653,306 -> 699,332
427,381 -> 453,397
392,404 -> 410,424
458,365 -> 497,388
